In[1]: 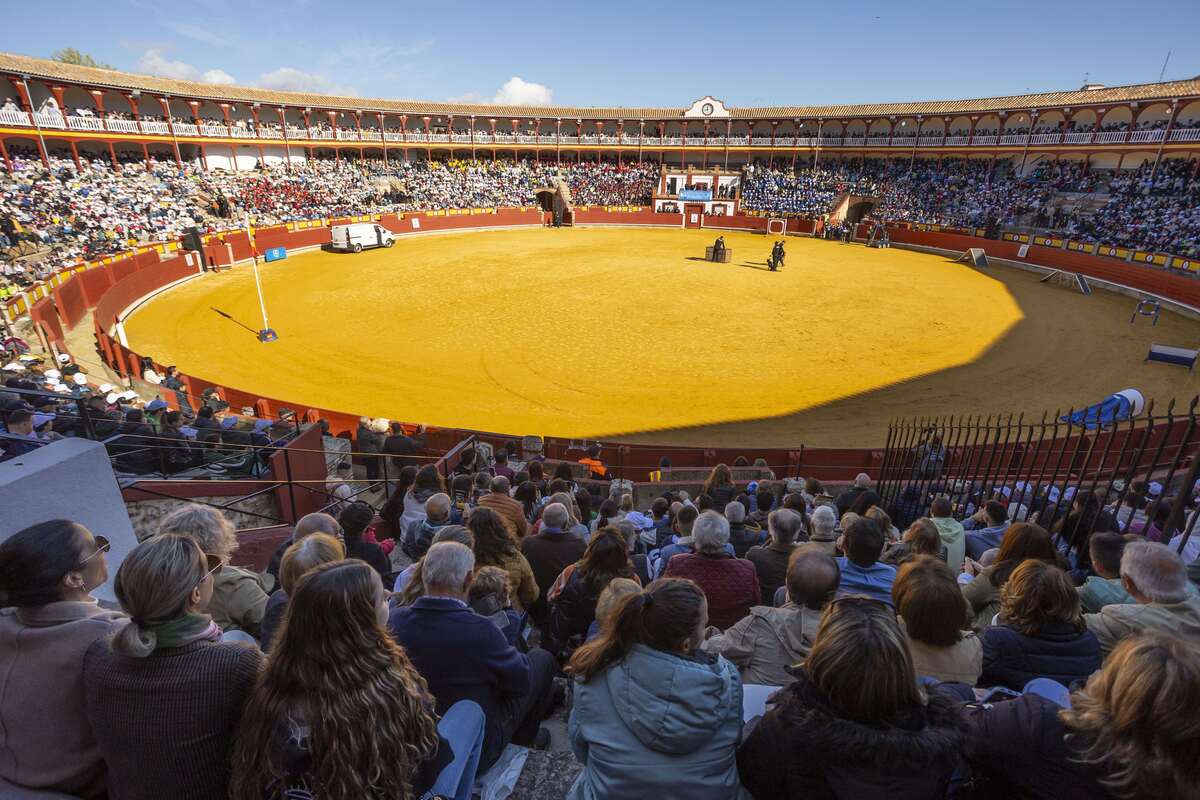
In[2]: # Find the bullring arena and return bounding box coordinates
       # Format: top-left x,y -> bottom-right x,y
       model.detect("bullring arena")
4,29 -> 1200,800
124,226 -> 1200,447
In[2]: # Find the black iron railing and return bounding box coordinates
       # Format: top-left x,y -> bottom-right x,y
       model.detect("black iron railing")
877,397 -> 1200,552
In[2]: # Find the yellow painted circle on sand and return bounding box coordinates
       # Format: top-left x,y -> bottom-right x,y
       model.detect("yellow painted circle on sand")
123,227 -> 1022,438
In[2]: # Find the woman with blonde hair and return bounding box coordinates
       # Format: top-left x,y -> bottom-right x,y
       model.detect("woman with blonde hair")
83,533 -> 263,800
737,597 -> 965,798
230,560 -> 486,800
966,632 -> 1200,798
979,560 -> 1101,691
883,517 -> 946,566
863,505 -> 900,542
259,533 -> 345,651
157,503 -> 270,638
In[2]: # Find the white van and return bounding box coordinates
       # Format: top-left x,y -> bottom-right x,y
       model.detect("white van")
331,223 -> 395,252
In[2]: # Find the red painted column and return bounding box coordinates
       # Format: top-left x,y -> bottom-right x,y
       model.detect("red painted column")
107,141 -> 118,170
490,118 -> 498,162
69,140 -> 82,170
90,90 -> 106,117
554,119 -> 560,166
423,116 -> 431,160
0,138 -> 11,172
49,85 -> 67,112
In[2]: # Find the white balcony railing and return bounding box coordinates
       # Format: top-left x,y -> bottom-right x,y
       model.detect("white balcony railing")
199,124 -> 229,137
66,115 -> 104,131
843,136 -> 866,146
140,120 -> 170,135
309,130 -> 335,140
173,122 -> 199,136
866,136 -> 890,146
918,135 -> 944,146
257,128 -> 283,139
227,126 -> 256,139
943,136 -> 970,146
999,134 -> 1028,145
972,134 -> 998,145
0,108 -> 31,126
1030,133 -> 1061,145
33,112 -> 66,128
285,126 -> 307,139
1063,132 -> 1093,144
1170,128 -> 1200,142
105,118 -> 141,133
335,129 -> 358,140
1128,130 -> 1165,143
1093,131 -> 1127,144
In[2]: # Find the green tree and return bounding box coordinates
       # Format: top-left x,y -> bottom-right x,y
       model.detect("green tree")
50,48 -> 113,70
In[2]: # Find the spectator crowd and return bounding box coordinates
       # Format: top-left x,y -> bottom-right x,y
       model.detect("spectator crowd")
2,446 -> 1199,799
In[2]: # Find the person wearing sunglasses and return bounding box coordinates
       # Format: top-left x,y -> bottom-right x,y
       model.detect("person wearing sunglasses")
0,520 -> 125,799
737,596 -> 966,799
83,532 -> 264,800
156,503 -> 271,639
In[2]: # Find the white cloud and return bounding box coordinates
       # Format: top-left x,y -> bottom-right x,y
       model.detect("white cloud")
254,67 -> 358,96
201,68 -> 236,85
136,48 -> 237,85
137,48 -> 200,81
492,76 -> 553,106
447,77 -> 555,106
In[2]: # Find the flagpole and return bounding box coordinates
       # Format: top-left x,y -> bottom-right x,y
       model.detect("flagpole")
246,214 -> 278,342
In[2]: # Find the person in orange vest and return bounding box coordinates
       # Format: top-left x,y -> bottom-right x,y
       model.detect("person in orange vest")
579,444 -> 609,481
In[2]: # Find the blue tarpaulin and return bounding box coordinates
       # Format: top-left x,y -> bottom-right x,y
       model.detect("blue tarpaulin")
1061,389 -> 1145,429
679,188 -> 712,202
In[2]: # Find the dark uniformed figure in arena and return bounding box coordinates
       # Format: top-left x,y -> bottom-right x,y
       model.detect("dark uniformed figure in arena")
712,235 -> 726,262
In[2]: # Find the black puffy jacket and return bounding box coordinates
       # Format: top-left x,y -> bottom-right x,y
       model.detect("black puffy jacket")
738,669 -> 966,800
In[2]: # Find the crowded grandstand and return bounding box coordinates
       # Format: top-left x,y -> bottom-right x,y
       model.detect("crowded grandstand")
3,25 -> 1200,800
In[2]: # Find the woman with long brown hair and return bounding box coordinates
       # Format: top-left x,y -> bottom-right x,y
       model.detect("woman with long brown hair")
565,578 -> 745,799
737,597 -> 966,798
466,507 -> 538,612
702,463 -> 737,507
961,522 -> 1060,632
230,559 -> 486,800
966,632 -> 1200,798
546,529 -> 638,657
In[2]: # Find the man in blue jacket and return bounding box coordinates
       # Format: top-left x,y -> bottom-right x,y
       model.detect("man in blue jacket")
389,542 -> 557,771
835,518 -> 897,607
963,500 -> 1011,560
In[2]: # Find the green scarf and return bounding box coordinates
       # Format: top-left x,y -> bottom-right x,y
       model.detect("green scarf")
143,612 -> 221,649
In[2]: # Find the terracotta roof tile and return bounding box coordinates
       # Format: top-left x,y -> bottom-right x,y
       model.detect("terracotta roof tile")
1,50 -> 1196,121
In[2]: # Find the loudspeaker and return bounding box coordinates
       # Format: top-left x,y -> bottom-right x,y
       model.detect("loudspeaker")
182,227 -> 204,252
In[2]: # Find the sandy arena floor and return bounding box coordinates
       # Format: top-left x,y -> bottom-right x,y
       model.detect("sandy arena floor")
122,227 -> 1200,447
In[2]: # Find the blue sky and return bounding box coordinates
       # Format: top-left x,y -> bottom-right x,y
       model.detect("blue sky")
2,0 -> 1197,108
